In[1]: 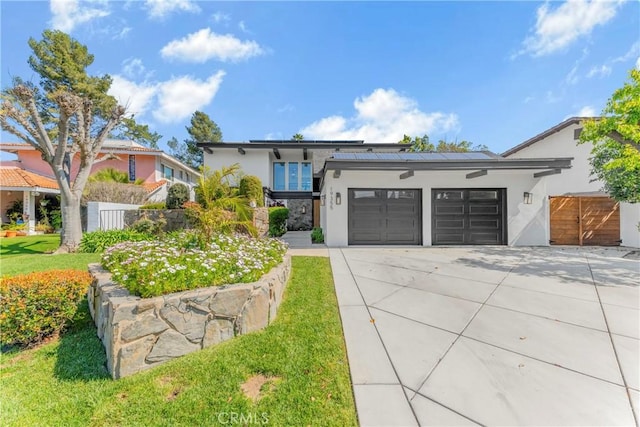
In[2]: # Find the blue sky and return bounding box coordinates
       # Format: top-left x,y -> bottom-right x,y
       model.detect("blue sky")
1,0 -> 639,156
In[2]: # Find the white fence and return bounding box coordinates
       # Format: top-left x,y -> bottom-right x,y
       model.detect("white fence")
86,202 -> 141,232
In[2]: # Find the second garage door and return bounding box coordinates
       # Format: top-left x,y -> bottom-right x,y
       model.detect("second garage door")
432,188 -> 507,245
348,189 -> 422,245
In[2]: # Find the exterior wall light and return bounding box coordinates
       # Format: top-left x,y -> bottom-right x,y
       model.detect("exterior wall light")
336,192 -> 342,205
321,195 -> 326,206
523,192 -> 533,204
301,205 -> 306,214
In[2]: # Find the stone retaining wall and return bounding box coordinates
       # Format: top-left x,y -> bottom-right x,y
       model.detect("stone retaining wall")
87,255 -> 291,379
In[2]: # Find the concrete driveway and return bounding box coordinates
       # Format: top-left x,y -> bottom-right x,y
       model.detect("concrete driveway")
329,247 -> 640,426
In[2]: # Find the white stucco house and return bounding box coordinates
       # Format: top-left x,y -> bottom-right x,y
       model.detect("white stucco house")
200,118 -> 639,248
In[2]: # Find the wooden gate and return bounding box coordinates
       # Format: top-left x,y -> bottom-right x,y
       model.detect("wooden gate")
549,196 -> 620,246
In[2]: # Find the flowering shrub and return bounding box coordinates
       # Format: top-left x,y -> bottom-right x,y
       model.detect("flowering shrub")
101,232 -> 288,298
0,270 -> 92,347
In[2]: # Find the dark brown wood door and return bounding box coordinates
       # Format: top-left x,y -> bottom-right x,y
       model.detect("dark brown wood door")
550,196 -> 620,246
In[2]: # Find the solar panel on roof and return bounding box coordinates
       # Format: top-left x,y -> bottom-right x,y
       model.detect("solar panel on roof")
331,151 -> 495,161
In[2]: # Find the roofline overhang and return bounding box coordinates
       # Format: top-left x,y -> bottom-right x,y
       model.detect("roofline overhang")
197,142 -> 408,151
501,117 -> 598,157
319,157 -> 573,190
0,186 -> 60,194
324,157 -> 573,172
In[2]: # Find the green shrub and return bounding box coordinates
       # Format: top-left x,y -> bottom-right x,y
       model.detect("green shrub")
238,175 -> 264,207
79,229 -> 153,253
128,216 -> 166,236
166,183 -> 190,209
139,202 -> 166,210
311,227 -> 324,243
268,207 -> 289,237
0,270 -> 92,347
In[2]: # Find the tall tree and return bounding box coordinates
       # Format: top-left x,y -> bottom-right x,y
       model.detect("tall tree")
399,134 -> 487,152
399,134 -> 434,152
579,69 -> 640,203
0,30 -> 143,252
291,133 -> 304,141
168,111 -> 222,169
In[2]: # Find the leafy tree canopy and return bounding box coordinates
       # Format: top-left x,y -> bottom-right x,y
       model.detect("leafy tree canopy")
292,133 -> 304,141
399,134 -> 487,152
168,110 -> 222,169
579,69 -> 640,203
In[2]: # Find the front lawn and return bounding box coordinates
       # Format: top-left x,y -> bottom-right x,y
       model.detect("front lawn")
0,257 -> 357,426
1,235 -> 100,276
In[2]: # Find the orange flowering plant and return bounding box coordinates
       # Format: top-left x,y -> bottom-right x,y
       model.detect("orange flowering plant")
0,270 -> 92,347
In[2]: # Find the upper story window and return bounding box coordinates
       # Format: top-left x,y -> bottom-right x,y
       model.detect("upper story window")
288,162 -> 299,190
161,164 -> 174,181
274,161 -> 312,191
273,162 -> 285,191
179,170 -> 184,180
301,163 -> 312,191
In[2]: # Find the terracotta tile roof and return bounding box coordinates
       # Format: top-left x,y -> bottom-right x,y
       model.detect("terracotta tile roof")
0,167 -> 59,190
0,142 -> 161,153
142,180 -> 167,193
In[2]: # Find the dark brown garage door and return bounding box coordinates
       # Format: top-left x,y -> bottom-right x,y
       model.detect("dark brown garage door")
432,189 -> 507,245
348,189 -> 422,245
549,196 -> 620,246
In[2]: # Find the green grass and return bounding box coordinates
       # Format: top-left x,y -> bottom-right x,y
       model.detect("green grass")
0,235 -> 101,276
0,257 -> 357,426
0,234 -> 61,256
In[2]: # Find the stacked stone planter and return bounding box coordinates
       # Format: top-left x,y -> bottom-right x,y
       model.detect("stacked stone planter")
87,255 -> 290,379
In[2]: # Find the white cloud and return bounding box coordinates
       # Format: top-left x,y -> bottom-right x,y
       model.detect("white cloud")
212,11 -> 231,24
565,65 -> 580,85
49,0 -> 110,32
238,21 -> 250,33
613,41 -> 640,63
636,57 -> 640,70
122,58 -> 145,79
300,88 -> 459,143
577,105 -> 597,117
108,75 -> 158,117
518,0 -> 621,57
153,71 -> 226,123
586,64 -> 612,78
144,0 -> 200,20
161,28 -> 264,63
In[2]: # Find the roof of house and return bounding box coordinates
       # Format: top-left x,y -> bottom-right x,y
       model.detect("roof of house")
0,166 -> 59,190
197,141 -> 408,150
501,117 -> 595,157
142,180 -> 168,194
324,152 -> 573,171
0,140 -> 202,177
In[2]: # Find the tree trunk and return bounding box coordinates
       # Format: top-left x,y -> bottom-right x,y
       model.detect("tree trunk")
56,194 -> 83,253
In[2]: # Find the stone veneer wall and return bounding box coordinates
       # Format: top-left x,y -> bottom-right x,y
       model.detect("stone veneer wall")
286,199 -> 313,231
87,255 -> 291,379
253,207 -> 269,237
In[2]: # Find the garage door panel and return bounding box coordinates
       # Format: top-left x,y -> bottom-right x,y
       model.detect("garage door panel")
435,205 -> 464,214
348,189 -> 422,245
436,219 -> 465,229
469,219 -> 500,229
432,188 -> 506,245
434,232 -> 465,244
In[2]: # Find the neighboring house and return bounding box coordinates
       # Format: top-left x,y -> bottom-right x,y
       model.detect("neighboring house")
502,117 -> 640,248
202,121 -> 639,248
0,139 -> 201,232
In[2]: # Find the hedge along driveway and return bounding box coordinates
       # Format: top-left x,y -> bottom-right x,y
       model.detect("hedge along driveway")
0,257 -> 358,426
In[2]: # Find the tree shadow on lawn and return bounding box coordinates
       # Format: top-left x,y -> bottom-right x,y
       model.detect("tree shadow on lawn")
0,237 -> 58,256
53,300 -> 110,382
